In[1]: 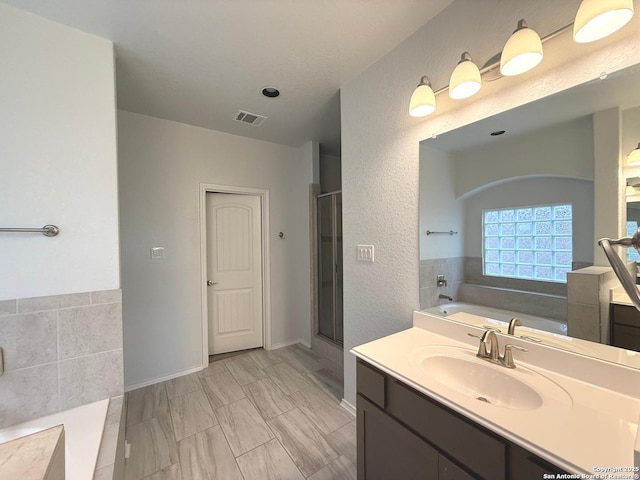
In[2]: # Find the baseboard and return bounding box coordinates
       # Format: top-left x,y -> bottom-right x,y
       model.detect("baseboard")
270,338 -> 310,350
124,365 -> 203,392
340,399 -> 356,417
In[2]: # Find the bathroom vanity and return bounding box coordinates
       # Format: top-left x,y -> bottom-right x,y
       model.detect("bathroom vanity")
352,312 -> 640,479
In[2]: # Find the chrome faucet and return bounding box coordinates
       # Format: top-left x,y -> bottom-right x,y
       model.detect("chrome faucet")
508,317 -> 522,335
438,294 -> 453,301
468,331 -> 527,368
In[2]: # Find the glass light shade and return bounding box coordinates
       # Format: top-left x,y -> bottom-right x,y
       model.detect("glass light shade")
627,185 -> 636,196
628,143 -> 640,166
500,20 -> 543,77
409,76 -> 436,117
449,53 -> 482,100
573,0 -> 634,43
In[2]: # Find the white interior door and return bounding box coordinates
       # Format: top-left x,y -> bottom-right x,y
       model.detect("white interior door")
207,192 -> 263,355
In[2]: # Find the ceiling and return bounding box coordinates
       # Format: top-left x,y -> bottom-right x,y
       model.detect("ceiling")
2,0 -> 453,156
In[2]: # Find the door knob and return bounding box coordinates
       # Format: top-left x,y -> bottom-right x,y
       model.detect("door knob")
207,280 -> 218,286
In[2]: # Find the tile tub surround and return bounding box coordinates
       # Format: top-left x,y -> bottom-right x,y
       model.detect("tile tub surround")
0,290 -> 123,428
123,345 -> 356,480
419,257 -> 464,309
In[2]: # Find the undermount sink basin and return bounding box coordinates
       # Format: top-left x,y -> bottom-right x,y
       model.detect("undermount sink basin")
408,345 -> 572,411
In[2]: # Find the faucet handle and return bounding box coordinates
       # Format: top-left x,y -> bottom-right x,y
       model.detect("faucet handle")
467,333 -> 489,358
501,344 -> 528,369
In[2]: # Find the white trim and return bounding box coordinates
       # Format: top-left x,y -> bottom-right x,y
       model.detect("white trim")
270,338 -> 302,350
340,399 -> 356,417
199,183 -> 272,368
124,365 -> 203,392
298,338 -> 312,349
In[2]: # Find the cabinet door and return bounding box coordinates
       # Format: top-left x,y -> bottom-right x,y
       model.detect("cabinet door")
439,455 -> 476,480
357,395 -> 438,480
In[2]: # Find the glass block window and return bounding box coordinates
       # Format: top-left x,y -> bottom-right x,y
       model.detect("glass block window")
626,221 -> 640,262
483,204 -> 573,283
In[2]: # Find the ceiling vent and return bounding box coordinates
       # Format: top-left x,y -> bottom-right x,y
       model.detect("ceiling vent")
234,110 -> 267,127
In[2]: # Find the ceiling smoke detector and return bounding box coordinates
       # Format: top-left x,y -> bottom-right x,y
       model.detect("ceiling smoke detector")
233,110 -> 267,126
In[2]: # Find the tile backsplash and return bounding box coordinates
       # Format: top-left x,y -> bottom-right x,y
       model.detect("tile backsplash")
0,289 -> 123,428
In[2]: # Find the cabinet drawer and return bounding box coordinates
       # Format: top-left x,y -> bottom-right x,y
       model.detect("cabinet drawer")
508,443 -> 567,479
357,360 -> 386,408
612,323 -> 640,352
439,454 -> 476,480
387,378 -> 506,480
611,304 -> 640,328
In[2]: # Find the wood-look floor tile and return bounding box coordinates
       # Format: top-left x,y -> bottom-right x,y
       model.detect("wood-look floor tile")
224,355 -> 266,386
141,464 -> 182,480
290,386 -> 353,435
197,360 -> 227,378
200,370 -> 246,409
215,397 -> 274,456
307,368 -> 344,401
267,408 -> 338,477
165,373 -> 201,399
279,345 -> 322,374
127,383 -> 169,427
178,425 -> 243,480
245,348 -> 283,369
236,438 -> 305,480
308,455 -> 356,480
125,414 -> 178,480
263,362 -> 311,395
243,378 -> 295,420
169,390 -> 217,441
324,421 -> 356,466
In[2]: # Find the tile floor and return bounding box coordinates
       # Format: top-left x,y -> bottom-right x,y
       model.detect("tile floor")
124,344 -> 355,480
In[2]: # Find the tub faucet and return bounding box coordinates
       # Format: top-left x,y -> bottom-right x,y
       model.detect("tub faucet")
508,317 -> 522,335
438,294 -> 453,301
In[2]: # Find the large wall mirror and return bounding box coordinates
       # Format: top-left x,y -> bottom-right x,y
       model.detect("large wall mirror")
419,63 -> 640,368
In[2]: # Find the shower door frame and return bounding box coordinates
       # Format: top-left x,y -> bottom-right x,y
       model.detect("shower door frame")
316,190 -> 343,346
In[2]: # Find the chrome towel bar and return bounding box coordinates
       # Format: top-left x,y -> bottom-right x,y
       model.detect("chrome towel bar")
0,225 -> 60,237
426,230 -> 458,236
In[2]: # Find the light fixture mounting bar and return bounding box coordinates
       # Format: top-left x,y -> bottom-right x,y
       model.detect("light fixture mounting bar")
432,22 -> 573,97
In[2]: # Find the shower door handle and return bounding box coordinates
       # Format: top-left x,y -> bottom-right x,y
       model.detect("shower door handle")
207,280 -> 218,286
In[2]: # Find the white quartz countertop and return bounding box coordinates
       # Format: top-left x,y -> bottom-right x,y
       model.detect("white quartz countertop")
352,320 -> 640,475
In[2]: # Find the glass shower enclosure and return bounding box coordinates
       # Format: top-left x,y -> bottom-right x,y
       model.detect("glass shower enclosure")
317,191 -> 343,345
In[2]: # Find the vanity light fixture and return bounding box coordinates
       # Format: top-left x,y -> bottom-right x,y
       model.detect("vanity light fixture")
628,142 -> 640,166
573,0 -> 634,43
500,19 -> 544,77
408,3 -> 635,118
409,76 -> 437,117
449,52 -> 482,100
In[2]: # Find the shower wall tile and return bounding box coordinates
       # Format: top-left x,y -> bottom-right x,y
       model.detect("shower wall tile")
91,289 -> 122,305
58,303 -> 122,359
567,303 -> 601,342
0,289 -> 123,429
0,363 -> 58,428
17,292 -> 91,313
0,311 -> 57,371
0,299 -> 16,316
59,349 -> 124,410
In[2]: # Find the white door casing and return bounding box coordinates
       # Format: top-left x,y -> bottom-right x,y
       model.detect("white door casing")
206,192 -> 263,354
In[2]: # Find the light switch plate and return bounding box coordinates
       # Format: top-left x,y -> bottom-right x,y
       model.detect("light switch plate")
150,247 -> 165,259
357,245 -> 374,262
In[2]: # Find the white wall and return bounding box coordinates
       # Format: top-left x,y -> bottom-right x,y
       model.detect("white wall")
341,0 -> 640,406
118,111 -> 312,388
453,116 -> 594,198
419,144 -> 463,260
0,4 -> 119,300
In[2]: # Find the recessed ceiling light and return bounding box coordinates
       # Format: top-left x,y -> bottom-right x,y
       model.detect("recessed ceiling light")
490,130 -> 506,136
261,86 -> 280,98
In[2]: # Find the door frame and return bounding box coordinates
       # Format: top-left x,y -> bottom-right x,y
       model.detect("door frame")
199,183 -> 271,367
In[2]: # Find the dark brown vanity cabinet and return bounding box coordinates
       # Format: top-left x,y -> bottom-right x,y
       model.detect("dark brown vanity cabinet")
610,303 -> 640,352
356,359 -> 568,480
